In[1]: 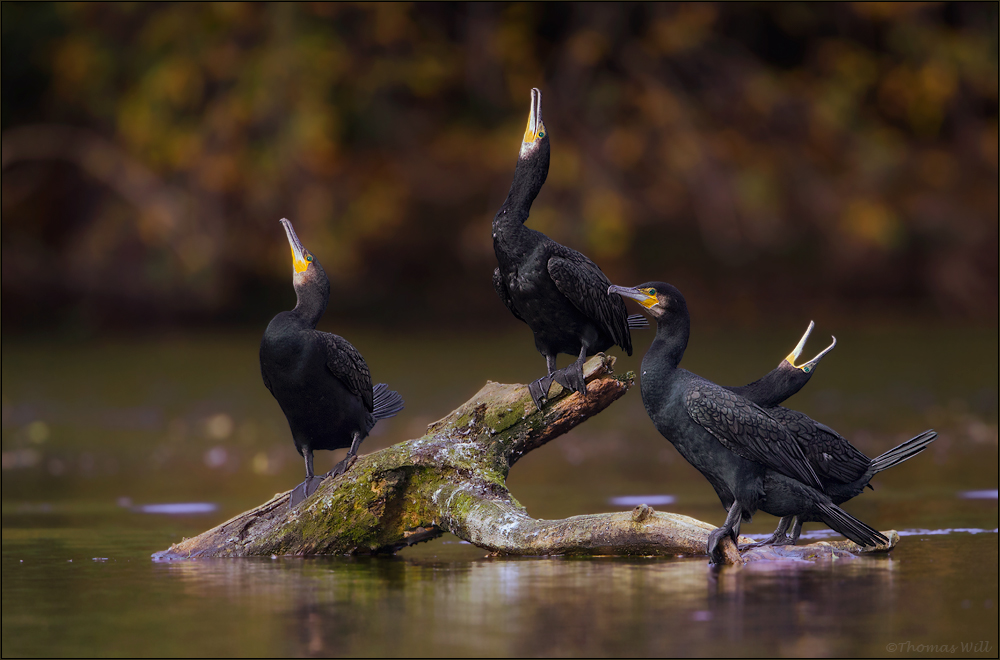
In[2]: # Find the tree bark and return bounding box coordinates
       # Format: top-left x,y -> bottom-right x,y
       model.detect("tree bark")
153,354 -> 897,565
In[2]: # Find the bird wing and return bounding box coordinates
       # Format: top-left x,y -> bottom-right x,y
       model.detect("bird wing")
684,381 -> 823,489
547,251 -> 631,353
767,407 -> 870,483
493,267 -> 525,323
321,333 -> 375,412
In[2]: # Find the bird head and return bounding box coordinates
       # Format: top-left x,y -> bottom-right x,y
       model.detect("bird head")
781,321 -> 836,375
519,87 -> 548,160
607,282 -> 683,321
280,218 -> 321,283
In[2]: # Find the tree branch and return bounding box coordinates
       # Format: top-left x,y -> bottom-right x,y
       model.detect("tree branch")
153,354 -> 896,565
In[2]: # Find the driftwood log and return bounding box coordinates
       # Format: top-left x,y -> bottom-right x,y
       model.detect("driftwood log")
154,354 -> 897,565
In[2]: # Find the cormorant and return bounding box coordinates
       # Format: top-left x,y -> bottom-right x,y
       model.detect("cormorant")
609,281 -> 891,563
728,321 -> 836,408
261,218 -> 404,507
728,323 -> 937,546
493,88 -> 635,410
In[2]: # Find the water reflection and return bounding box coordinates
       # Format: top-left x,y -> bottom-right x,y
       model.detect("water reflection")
3,517 -> 996,656
148,546 -> 907,657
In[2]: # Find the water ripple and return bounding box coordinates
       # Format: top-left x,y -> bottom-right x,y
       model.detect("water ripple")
608,495 -> 676,507
896,528 -> 998,537
134,503 -> 218,515
959,489 -> 998,500
746,527 -> 999,541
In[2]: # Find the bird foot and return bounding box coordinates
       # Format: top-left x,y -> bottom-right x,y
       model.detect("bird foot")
551,363 -> 587,396
740,534 -> 796,550
706,526 -> 742,565
325,453 -> 358,480
288,476 -> 323,508
527,375 -> 554,411
706,528 -> 726,565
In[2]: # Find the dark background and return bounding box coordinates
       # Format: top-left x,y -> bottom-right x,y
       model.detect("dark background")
2,2 -> 997,336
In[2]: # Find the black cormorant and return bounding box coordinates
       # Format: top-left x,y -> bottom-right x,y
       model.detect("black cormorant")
728,321 -> 836,407
261,218 -> 404,507
728,323 -> 936,546
493,88 -> 635,410
609,281 -> 891,563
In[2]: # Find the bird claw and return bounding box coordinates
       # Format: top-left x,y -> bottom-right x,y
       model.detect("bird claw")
326,453 -> 358,480
740,534 -> 795,550
527,375 -> 554,411
707,526 -> 743,565
706,528 -> 728,565
288,476 -> 323,508
552,363 -> 587,396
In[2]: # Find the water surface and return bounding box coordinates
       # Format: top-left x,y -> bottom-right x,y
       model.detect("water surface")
3,328 -> 997,656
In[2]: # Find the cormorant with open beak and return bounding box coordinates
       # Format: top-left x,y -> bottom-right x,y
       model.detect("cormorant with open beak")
609,282 -> 896,563
727,322 -> 936,546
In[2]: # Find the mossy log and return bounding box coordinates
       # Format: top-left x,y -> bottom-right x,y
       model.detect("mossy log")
154,354 -> 896,565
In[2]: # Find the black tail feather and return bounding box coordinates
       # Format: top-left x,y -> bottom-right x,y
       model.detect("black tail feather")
871,430 -> 937,473
372,383 -> 404,420
817,502 -> 888,547
627,314 -> 649,330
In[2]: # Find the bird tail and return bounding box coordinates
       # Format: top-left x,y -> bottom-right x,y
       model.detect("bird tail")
816,502 -> 888,548
371,383 -> 405,421
627,314 -> 649,330
870,430 -> 936,474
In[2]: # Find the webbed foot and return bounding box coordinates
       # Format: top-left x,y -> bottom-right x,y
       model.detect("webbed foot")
740,516 -> 796,550
707,503 -> 743,564
289,476 -> 323,508
707,528 -> 731,565
527,375 -> 554,411
325,453 -> 359,480
552,361 -> 587,395
740,534 -> 795,550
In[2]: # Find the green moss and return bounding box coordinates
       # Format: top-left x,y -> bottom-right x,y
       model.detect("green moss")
482,402 -> 526,433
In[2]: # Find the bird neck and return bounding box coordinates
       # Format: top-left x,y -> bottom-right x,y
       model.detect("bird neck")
649,314 -> 690,371
729,375 -> 786,408
731,368 -> 800,408
291,269 -> 330,328
494,147 -> 549,230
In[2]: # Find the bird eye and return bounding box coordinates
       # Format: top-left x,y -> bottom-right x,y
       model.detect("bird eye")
646,288 -> 657,295
538,130 -> 545,138
306,255 -> 314,262
802,366 -> 812,373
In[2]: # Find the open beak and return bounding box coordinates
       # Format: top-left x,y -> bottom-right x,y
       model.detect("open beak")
608,284 -> 657,309
784,321 -> 836,371
280,218 -> 309,274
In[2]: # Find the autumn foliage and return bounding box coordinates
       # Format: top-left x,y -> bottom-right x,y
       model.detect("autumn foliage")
2,3 -> 996,332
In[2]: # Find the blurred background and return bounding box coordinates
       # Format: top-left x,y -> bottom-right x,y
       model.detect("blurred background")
2,5 -> 996,656
2,2 -> 997,334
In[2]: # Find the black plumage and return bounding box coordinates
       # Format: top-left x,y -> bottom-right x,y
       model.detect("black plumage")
752,409 -> 936,545
260,218 -> 403,507
727,323 -> 936,545
493,88 -> 633,410
609,281 -> 891,563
